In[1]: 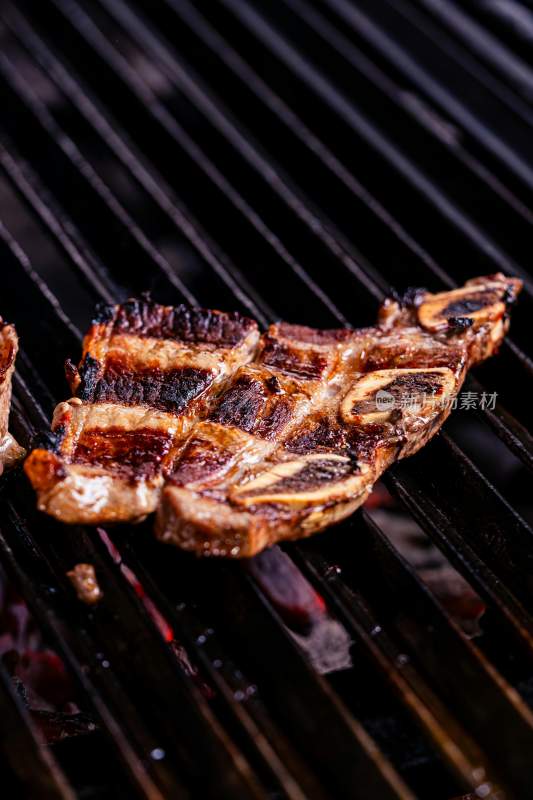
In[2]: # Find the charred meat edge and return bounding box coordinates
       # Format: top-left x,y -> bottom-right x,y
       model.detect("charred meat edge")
24,301 -> 259,523
0,320 -> 25,474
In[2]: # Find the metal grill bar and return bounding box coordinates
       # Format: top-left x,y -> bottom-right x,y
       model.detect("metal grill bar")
196,0 -> 531,384
0,501 -> 171,800
121,0 -> 533,466
0,659 -> 74,799
0,141 -> 116,306
0,146 -> 415,798
412,0 -> 533,99
115,524 -> 418,800
214,0 -> 531,287
0,245 -> 273,800
264,0 -> 533,240
292,512 -> 533,797
4,180 -> 414,800
5,0 -> 528,644
0,5 -> 273,322
163,0 -> 528,350
0,90 -> 516,800
2,198 -> 498,796
1,1 -> 533,796
9,0 -> 533,668
457,0 -> 533,74
0,52 -> 193,306
107,533 -> 328,800
12,0 -> 532,456
154,0 -> 526,286
147,0 -> 531,404
319,0 -> 533,194
6,0 -> 528,620
43,0 -> 347,326
128,522 -> 500,796
14,0 -> 523,330
379,0 -> 533,131
29,0 -> 375,326
81,0 -> 533,436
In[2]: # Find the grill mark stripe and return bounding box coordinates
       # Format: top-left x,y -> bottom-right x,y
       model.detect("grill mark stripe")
101,299 -> 258,347
77,355 -> 215,415
209,373 -> 296,440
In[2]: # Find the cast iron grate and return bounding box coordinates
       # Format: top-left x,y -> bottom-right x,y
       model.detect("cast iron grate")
0,1 -> 532,797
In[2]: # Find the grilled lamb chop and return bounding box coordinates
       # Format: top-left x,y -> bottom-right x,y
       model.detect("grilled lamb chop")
0,320 -> 24,474
24,300 -> 259,523
157,274 -> 521,557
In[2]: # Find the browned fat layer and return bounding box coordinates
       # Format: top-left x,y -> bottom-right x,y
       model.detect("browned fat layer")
77,355 -> 214,414
167,436 -> 235,486
72,427 -> 173,478
363,332 -> 465,373
209,374 -> 294,439
100,299 -> 258,347
284,416 -> 347,454
365,347 -> 464,372
259,336 -> 331,380
274,322 -> 354,344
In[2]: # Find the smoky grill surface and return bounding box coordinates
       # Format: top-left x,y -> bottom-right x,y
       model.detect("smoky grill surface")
0,0 -> 532,799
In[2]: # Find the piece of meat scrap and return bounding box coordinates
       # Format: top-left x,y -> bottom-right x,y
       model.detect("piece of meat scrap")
157,274 -> 521,557
24,300 -> 259,523
0,319 -> 25,474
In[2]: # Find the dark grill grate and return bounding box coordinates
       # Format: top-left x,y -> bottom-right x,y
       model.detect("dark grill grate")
1,0 -> 533,797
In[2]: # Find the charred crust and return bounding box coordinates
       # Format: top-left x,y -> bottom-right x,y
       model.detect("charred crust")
285,417 -> 346,455
210,375 -> 266,433
34,426 -> 66,454
503,285 -> 518,307
265,375 -> 283,394
210,374 -> 293,439
91,360 -> 214,414
347,425 -> 401,462
446,316 -> 474,332
441,293 -> 494,318
77,354 -> 102,402
400,287 -> 426,308
92,302 -> 115,325
112,300 -> 257,347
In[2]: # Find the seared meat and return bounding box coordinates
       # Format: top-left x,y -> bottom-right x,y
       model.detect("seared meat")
24,300 -> 259,523
157,274 -> 521,557
24,274 -> 521,550
66,563 -> 103,605
0,320 -> 24,474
